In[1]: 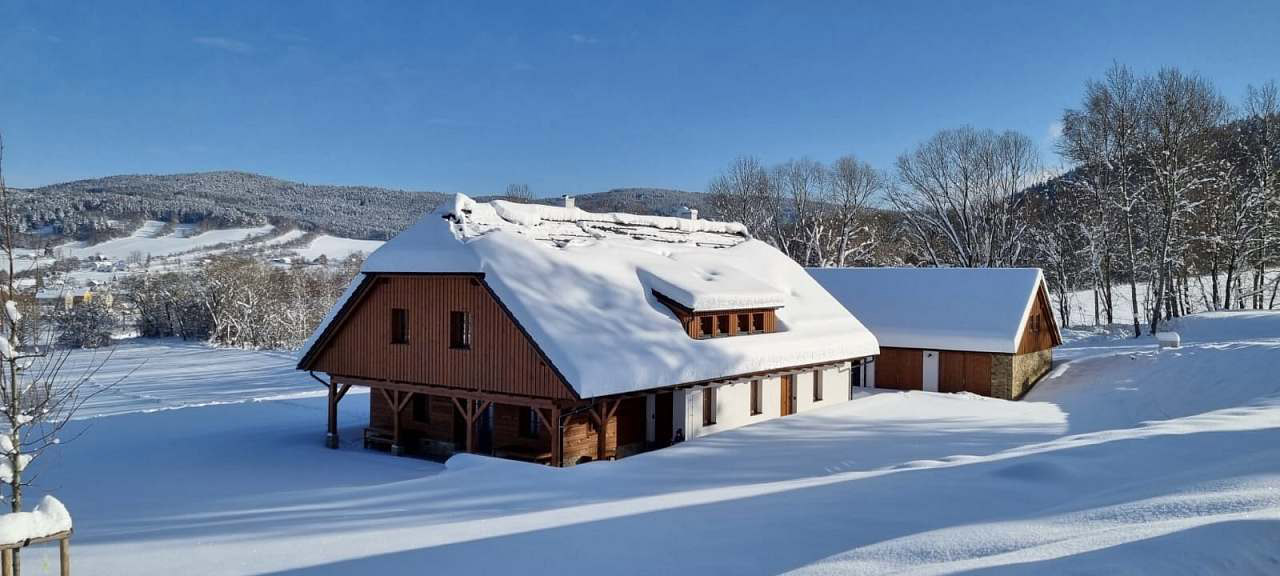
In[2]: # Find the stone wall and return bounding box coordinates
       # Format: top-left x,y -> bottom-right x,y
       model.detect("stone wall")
990,349 -> 1053,400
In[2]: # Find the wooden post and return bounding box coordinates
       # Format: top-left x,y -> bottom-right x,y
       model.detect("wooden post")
390,390 -> 403,456
464,398 -> 474,453
594,403 -> 607,460
2,548 -> 11,576
551,406 -> 562,467
59,536 -> 69,576
325,376 -> 339,449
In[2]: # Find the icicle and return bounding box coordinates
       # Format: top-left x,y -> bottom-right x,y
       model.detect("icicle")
3,301 -> 19,324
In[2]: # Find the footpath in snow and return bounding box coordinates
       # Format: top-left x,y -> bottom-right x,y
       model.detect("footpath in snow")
23,312 -> 1280,575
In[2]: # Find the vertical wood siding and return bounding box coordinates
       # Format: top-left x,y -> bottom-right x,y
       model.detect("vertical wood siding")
938,351 -> 993,396
313,275 -> 575,400
874,347 -> 924,390
1018,285 -> 1062,354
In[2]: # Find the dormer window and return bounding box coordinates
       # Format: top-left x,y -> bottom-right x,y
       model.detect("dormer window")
699,316 -> 714,336
653,290 -> 779,340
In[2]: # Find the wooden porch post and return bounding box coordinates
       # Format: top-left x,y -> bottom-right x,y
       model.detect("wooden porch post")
465,398 -> 475,453
551,406 -> 562,467
326,376 -> 339,449
379,388 -> 412,456
325,378 -> 352,449
59,536 -> 69,576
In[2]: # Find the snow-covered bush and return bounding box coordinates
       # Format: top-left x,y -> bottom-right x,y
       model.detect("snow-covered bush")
54,299 -> 117,348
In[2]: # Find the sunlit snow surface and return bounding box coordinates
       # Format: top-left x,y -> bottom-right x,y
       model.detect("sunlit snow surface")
31,311 -> 1280,575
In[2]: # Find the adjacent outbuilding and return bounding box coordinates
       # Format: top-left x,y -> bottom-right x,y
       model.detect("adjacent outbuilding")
808,267 -> 1061,400
298,195 -> 879,466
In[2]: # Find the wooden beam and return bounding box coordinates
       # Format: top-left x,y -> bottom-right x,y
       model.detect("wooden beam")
534,407 -> 554,433
335,376 -> 558,409
2,549 -> 10,576
335,382 -> 353,403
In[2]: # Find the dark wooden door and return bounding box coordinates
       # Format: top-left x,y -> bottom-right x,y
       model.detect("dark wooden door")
781,375 -> 795,416
938,351 -> 994,396
655,391 -> 674,446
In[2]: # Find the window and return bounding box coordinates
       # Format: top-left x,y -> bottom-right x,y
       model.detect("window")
751,312 -> 765,333
813,370 -> 824,402
702,387 -> 717,426
412,394 -> 430,423
716,314 -> 730,336
449,311 -> 471,349
737,314 -> 750,334
519,407 -> 540,439
750,380 -> 762,415
391,308 -> 409,344
698,316 -> 714,338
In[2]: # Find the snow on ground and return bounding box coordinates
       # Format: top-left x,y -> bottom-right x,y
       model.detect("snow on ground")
290,234 -> 382,261
55,220 -> 275,261
22,312 -> 1280,574
60,340 -> 357,418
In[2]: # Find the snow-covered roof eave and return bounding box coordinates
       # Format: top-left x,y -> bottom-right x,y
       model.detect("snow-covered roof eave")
808,267 -> 1049,355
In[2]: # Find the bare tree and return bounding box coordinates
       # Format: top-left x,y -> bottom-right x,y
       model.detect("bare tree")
1138,68 -> 1228,334
890,126 -> 1038,268
708,156 -> 777,244
828,155 -> 885,267
0,130 -> 115,574
504,183 -> 534,201
1241,82 -> 1280,308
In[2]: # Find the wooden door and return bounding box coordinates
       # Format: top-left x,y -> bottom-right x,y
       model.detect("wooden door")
654,391 -> 674,447
780,375 -> 796,416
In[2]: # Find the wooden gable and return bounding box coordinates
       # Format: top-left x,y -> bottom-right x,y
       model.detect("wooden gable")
1016,280 -> 1062,354
305,274 -> 578,401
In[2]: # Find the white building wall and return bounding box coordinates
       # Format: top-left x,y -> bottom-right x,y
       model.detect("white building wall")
684,362 -> 855,440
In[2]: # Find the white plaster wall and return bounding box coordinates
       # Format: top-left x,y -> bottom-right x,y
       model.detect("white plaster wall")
684,362 -> 853,440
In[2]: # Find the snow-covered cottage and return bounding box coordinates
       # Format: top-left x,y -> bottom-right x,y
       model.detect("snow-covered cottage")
809,267 -> 1061,400
297,196 -> 879,466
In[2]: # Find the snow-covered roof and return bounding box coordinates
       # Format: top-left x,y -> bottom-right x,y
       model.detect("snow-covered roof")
808,267 -> 1049,354
301,195 -> 879,398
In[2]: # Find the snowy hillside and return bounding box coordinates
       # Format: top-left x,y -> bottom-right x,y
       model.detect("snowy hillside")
23,311 -> 1280,574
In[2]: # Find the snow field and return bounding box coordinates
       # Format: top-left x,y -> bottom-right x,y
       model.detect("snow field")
22,311 -> 1280,574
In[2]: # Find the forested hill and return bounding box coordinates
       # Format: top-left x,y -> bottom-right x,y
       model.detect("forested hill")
11,171 -> 708,243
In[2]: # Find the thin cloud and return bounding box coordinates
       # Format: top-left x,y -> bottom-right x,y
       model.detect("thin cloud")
193,36 -> 253,54
569,33 -> 598,45
1047,120 -> 1064,140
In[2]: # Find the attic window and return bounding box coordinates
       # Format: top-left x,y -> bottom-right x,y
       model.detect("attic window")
698,316 -> 714,338
391,308 -> 409,344
715,315 -> 730,336
736,314 -> 750,333
450,311 -> 472,349
751,312 -> 765,332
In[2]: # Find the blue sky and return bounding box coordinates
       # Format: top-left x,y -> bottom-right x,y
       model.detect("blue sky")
1,1 -> 1277,195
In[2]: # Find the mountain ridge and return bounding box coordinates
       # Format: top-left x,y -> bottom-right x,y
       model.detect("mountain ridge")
11,171 -> 709,244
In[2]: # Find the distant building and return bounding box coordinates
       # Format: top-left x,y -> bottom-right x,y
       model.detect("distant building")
810,267 -> 1061,400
